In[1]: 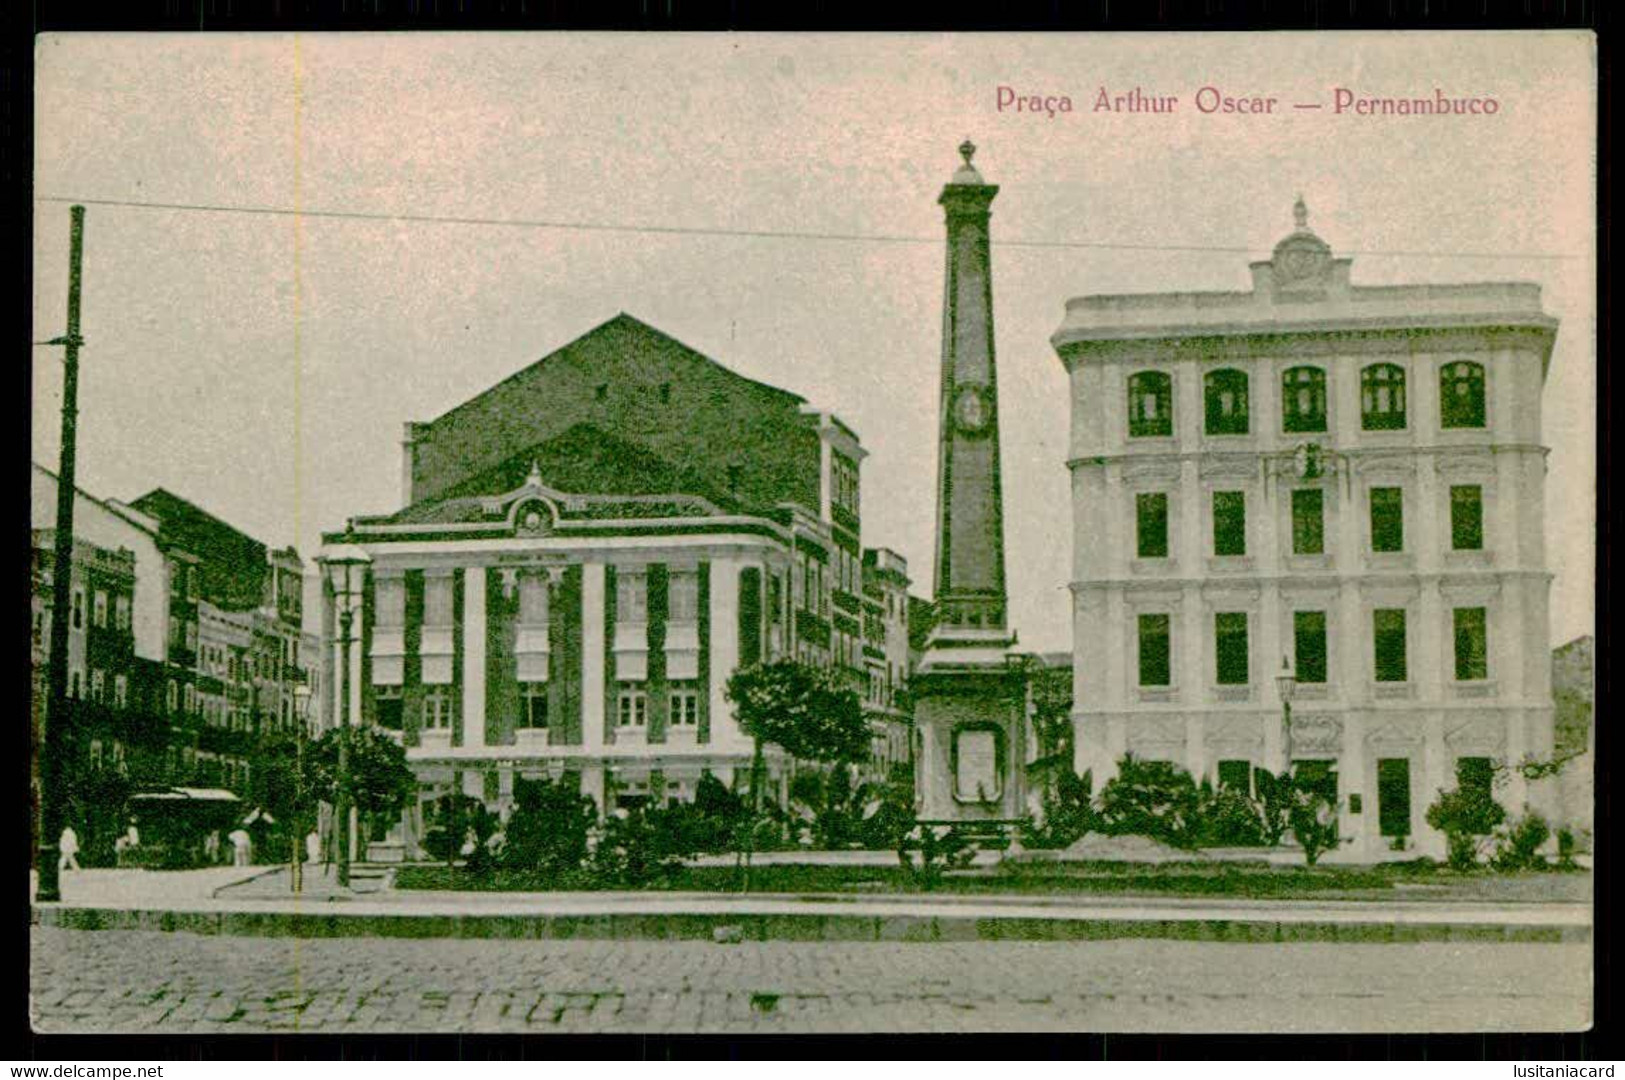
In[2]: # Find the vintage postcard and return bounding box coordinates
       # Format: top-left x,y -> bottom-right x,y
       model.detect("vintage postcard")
29,30 -> 1595,1037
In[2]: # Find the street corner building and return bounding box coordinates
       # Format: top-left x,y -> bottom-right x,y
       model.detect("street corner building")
319,313 -> 916,847
30,467 -> 317,866
1050,197 -> 1560,860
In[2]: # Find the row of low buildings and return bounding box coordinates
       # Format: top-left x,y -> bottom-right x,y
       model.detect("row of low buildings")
30,466 -> 317,864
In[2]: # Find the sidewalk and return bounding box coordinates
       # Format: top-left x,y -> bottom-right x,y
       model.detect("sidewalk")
32,863 -> 1591,945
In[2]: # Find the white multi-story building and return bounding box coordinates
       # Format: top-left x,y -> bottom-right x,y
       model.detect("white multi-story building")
320,314 -> 911,842
1051,199 -> 1559,858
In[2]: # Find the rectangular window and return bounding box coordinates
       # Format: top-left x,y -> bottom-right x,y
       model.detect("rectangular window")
519,683 -> 549,728
423,575 -> 454,626
1213,491 -> 1247,557
1290,489 -> 1324,555
1370,487 -> 1404,553
375,686 -> 403,731
93,591 -> 108,628
1457,757 -> 1495,806
91,669 -> 106,702
1294,611 -> 1328,684
669,688 -> 699,727
1136,493 -> 1169,558
1450,485 -> 1484,551
375,577 -> 406,627
185,622 -> 197,650
423,686 -> 451,730
617,689 -> 647,728
116,595 -> 130,631
72,587 -> 85,630
669,571 -> 699,623
1373,608 -> 1408,682
114,674 -> 128,708
1377,758 -> 1411,838
518,573 -> 550,626
1137,614 -> 1170,687
617,573 -> 648,623
1215,612 -> 1250,685
1453,607 -> 1488,681
1217,759 -> 1252,794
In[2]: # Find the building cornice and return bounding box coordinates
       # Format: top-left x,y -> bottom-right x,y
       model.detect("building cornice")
1067,442 -> 1551,471
1069,569 -> 1556,593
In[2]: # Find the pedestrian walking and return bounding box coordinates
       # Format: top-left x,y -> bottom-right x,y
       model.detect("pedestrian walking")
58,826 -> 80,872
228,827 -> 251,868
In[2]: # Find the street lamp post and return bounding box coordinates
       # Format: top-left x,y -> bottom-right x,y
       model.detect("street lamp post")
1275,655 -> 1297,773
320,542 -> 370,890
291,682 -> 312,894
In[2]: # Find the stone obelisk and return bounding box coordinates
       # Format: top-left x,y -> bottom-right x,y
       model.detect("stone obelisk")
913,141 -> 1027,826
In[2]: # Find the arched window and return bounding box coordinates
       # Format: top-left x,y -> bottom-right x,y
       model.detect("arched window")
1361,364 -> 1407,430
1127,371 -> 1173,437
1440,361 -> 1486,428
1281,366 -> 1327,433
1204,368 -> 1250,435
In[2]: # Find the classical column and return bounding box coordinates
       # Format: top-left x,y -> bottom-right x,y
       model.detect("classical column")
708,557 -> 741,749
461,568 -> 486,750
580,562 -> 606,756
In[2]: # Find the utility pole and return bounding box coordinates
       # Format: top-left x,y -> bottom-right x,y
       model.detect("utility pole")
37,205 -> 86,904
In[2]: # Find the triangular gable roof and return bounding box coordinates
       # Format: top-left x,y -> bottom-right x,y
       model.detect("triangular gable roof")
383,422 -> 744,527
427,312 -> 806,428
407,312 -> 825,517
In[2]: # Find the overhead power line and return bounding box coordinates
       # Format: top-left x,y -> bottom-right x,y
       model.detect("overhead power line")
34,194 -> 1584,262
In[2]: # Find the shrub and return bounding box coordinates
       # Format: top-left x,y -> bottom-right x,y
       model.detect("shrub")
1097,755 -> 1201,850
588,804 -> 701,888
1254,770 -> 1295,847
1491,812 -> 1550,872
1285,779 -> 1340,866
1196,781 -> 1267,848
501,776 -> 596,876
897,822 -> 974,890
1425,785 -> 1506,871
1023,768 -> 1095,849
859,762 -> 917,851
1556,827 -> 1578,870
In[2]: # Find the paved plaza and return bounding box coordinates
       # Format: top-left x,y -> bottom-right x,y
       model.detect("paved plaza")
30,927 -> 1590,1034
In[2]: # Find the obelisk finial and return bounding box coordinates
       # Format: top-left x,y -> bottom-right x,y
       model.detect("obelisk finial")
959,139 -> 976,167
1293,193 -> 1309,230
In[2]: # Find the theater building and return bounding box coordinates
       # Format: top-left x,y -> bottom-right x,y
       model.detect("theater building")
321,314 -> 910,836
1051,199 -> 1559,859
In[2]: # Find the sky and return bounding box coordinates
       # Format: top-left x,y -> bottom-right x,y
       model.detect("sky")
32,31 -> 1595,652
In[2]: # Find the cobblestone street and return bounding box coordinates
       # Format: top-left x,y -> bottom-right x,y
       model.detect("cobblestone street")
30,928 -> 1589,1033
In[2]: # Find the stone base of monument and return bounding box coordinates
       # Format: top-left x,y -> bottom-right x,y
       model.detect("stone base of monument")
912,662 -> 1029,826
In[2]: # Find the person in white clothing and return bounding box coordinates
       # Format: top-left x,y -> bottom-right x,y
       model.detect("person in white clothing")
228,828 -> 251,868
57,826 -> 80,872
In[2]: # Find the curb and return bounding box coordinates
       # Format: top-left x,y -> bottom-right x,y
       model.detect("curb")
32,904 -> 1589,945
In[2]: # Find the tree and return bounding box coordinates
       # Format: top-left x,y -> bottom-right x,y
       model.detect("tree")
1426,784 -> 1507,871
248,730 -> 331,888
724,660 -> 869,885
313,726 -> 416,845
